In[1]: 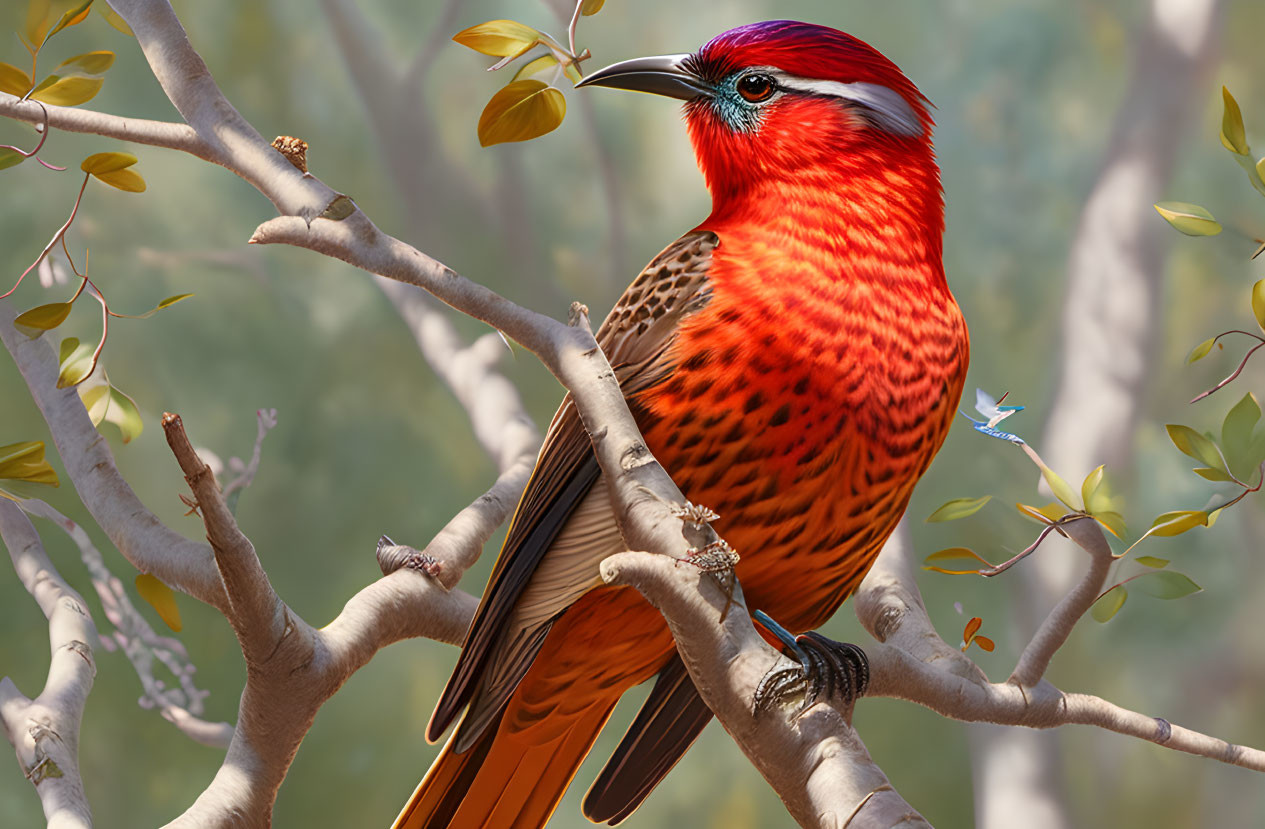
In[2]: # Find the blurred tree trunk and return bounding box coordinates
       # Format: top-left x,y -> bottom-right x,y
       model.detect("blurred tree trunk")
970,0 -> 1225,826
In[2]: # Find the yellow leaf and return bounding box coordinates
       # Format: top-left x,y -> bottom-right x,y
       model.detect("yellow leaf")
512,54 -> 559,82
135,573 -> 182,632
14,301 -> 72,337
1220,87 -> 1249,155
581,0 -> 605,14
453,19 -> 541,58
79,383 -> 110,426
93,167 -> 146,192
29,75 -> 104,106
25,0 -> 52,47
102,386 -> 142,443
478,80 -> 566,147
1016,502 -> 1065,524
98,4 -> 133,36
0,63 -> 33,96
45,0 -> 94,42
57,337 -> 95,387
0,441 -> 59,487
1145,510 -> 1208,538
81,151 -> 137,174
1252,279 -> 1265,332
55,50 -> 115,76
1093,511 -> 1127,539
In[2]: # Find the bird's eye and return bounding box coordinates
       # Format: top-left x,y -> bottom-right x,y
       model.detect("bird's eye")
736,73 -> 776,103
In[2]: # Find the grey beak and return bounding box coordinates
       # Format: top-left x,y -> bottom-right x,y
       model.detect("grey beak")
576,54 -> 710,101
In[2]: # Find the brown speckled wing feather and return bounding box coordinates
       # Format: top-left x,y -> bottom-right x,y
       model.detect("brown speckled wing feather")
427,230 -> 719,748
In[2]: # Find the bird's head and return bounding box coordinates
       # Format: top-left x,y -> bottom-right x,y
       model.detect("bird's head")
579,21 -> 935,206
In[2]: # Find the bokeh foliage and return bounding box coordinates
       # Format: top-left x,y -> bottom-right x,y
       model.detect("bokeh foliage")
2,1 -> 1265,827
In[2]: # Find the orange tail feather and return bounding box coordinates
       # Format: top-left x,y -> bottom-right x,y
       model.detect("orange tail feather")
394,700 -> 617,829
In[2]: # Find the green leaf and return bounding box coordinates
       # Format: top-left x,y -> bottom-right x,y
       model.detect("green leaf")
81,151 -> 137,174
1153,202 -> 1222,237
14,301 -> 72,337
54,50 -> 115,76
1091,587 -> 1127,622
1220,86 -> 1250,155
1145,510 -> 1208,538
44,0 -> 93,43
452,19 -> 541,58
1134,555 -> 1169,569
115,293 -> 194,319
0,62 -> 33,96
0,148 -> 26,171
135,572 -> 181,632
1039,463 -> 1082,511
1133,570 -> 1202,600
925,495 -> 991,522
1166,424 -> 1226,471
1192,467 -> 1236,482
101,386 -> 142,443
477,80 -> 566,147
1223,393 -> 1261,465
1186,337 -> 1216,364
1253,279 -> 1265,332
29,75 -> 104,106
0,441 -> 59,487
1081,465 -> 1105,511
581,0 -> 605,14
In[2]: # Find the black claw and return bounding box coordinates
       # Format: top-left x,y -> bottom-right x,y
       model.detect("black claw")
752,611 -> 869,716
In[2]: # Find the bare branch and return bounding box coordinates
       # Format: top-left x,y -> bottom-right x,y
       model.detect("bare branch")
161,414 -> 285,667
0,500 -> 95,829
601,550 -> 928,829
18,499 -> 230,750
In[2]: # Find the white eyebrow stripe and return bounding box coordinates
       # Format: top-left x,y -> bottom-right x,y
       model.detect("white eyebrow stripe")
765,70 -> 923,137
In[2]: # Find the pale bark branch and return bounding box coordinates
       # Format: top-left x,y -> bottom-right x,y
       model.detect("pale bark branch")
0,500 -> 95,829
18,498 -> 230,750
0,300 -> 229,611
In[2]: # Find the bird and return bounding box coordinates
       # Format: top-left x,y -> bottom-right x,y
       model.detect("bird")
394,20 -> 969,829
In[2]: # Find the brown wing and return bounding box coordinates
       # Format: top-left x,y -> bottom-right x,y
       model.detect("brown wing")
427,230 -> 719,748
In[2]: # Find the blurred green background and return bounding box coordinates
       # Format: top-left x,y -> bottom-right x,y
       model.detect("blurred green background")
3,0 -> 1265,826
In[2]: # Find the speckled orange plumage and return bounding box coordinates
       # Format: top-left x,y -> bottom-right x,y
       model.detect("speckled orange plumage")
395,21 -> 969,829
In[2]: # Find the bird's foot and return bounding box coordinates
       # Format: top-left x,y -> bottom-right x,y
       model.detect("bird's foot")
375,535 -> 442,578
670,499 -> 721,525
751,610 -> 870,717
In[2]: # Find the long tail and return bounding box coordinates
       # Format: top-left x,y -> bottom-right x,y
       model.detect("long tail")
393,699 -> 618,829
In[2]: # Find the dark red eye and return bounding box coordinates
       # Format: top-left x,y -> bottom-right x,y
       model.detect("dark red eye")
737,73 -> 776,103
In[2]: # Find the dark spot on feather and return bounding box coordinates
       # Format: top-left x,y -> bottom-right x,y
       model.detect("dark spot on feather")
769,404 -> 791,426
793,377 -> 809,395
744,391 -> 766,414
679,432 -> 704,450
702,414 -> 725,428
688,381 -> 711,401
797,445 -> 821,466
677,410 -> 697,429
682,351 -> 711,371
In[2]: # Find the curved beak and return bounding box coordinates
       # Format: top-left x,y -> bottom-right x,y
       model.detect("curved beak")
576,54 -> 710,101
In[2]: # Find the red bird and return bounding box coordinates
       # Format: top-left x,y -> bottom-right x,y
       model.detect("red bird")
395,20 -> 968,828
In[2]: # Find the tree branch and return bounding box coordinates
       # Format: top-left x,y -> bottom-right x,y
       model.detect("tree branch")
0,500 -> 95,829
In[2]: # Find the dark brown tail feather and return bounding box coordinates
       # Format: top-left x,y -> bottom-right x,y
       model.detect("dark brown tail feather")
583,655 -> 714,824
